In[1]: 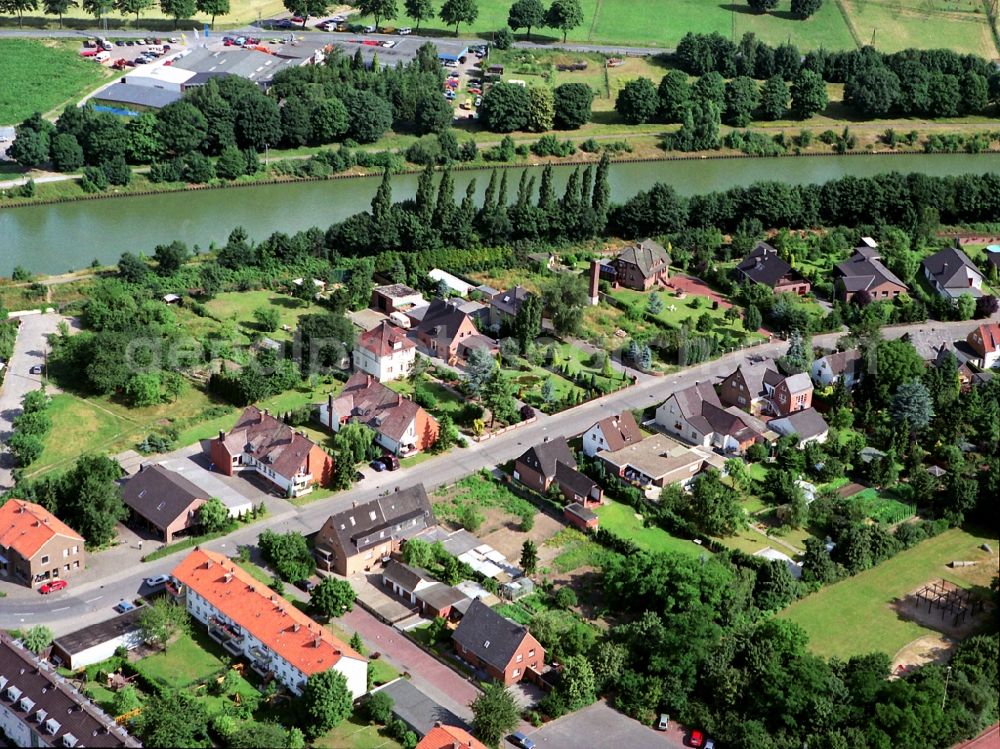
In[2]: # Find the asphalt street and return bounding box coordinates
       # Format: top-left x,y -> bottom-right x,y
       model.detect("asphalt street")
2,315 -> 992,634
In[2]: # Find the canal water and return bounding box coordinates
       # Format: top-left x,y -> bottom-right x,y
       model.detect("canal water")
2,152 -> 998,275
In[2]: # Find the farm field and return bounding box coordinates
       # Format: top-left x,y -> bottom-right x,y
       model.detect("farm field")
778,526 -> 1000,659
842,0 -> 998,57
0,39 -> 118,124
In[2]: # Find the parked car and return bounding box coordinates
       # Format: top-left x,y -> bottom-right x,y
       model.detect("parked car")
29,364 -> 42,375
689,730 -> 705,748
295,579 -> 317,593
704,741 -> 715,749
370,459 -> 386,472
381,454 -> 399,471
656,714 -> 670,731
468,86 -> 482,95
398,27 -> 411,34
290,15 -> 304,23
114,599 -> 135,613
474,96 -> 482,107
363,24 -> 376,32
39,579 -> 68,594
145,574 -> 170,588
509,733 -> 536,749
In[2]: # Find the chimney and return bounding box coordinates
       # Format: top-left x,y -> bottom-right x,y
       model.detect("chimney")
397,393 -> 402,407
218,430 -> 226,441
587,260 -> 600,306
263,408 -> 269,417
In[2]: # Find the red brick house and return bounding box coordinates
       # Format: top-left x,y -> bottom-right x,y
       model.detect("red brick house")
834,245 -> 909,302
735,242 -> 810,295
413,298 -> 483,364
209,406 -> 333,497
612,239 -> 670,291
718,361 -> 813,417
0,499 -> 85,587
452,599 -> 544,685
513,437 -> 602,507
564,502 -> 599,531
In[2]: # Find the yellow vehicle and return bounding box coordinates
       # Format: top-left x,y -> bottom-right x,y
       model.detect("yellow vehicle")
381,26 -> 395,33
461,99 -> 472,110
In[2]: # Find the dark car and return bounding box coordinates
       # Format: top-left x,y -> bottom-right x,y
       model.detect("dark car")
295,579 -> 316,593
370,459 -> 386,472
29,364 -> 42,375
381,454 -> 399,471
510,733 -> 536,749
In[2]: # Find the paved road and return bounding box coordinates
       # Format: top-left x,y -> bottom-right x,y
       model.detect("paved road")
1,315 -> 993,633
0,312 -> 66,490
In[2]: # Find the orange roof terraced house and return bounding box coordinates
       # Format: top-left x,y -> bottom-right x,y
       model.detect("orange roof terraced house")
416,723 -> 489,749
0,499 -> 85,587
169,548 -> 367,698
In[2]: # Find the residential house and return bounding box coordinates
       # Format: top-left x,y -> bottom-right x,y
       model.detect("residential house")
412,298 -> 484,364
967,322 -> 1000,369
834,245 -> 909,302
735,242 -> 811,295
451,599 -> 544,685
811,349 -> 865,388
170,549 -> 368,698
768,407 -> 830,446
513,437 -> 603,507
563,502 -> 599,532
371,284 -> 426,314
447,297 -> 491,329
51,607 -> 145,670
921,248 -> 983,299
319,372 -> 439,455
0,632 -> 141,748
377,680 -> 468,741
313,485 -> 436,575
489,286 -> 532,327
655,382 -> 773,454
612,238 -> 670,291
381,560 -> 436,604
0,499 -> 85,587
597,433 -> 726,489
582,411 -> 643,457
353,321 -> 417,382
417,724 -> 488,749
122,463 -> 208,543
719,361 -> 813,416
414,583 -> 470,620
209,406 -> 333,497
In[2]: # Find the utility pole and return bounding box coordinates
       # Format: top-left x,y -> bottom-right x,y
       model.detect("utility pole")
870,27 -> 876,46
942,666 -> 952,711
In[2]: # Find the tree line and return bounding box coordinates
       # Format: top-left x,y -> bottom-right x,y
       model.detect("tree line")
0,0 -> 229,28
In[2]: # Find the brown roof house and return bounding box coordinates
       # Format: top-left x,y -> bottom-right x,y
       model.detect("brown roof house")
452,599 -> 544,685
513,437 -> 603,507
582,411 -> 643,457
921,248 -> 983,300
413,298 -> 492,365
718,361 -> 813,417
735,242 -> 811,295
0,499 -> 85,587
489,286 -> 532,327
313,485 -> 436,575
612,238 -> 670,291
597,433 -> 726,489
834,244 -> 908,302
352,321 -> 416,383
811,349 -> 865,389
208,406 -> 334,498
655,381 -> 773,455
319,372 -> 439,455
122,464 -> 208,543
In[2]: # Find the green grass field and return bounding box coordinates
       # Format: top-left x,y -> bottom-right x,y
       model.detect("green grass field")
31,393 -> 128,473
842,0 -> 998,57
203,289 -> 325,342
135,629 -> 229,689
596,500 -> 711,557
545,527 -> 614,573
0,39 -> 117,124
779,526 -> 1000,659
314,714 -> 403,749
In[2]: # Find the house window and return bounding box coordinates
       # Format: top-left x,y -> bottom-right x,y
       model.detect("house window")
528,649 -> 535,657
73,561 -> 79,569
512,668 -> 520,677
41,555 -> 49,565
72,546 -> 78,555
63,549 -> 68,558
516,654 -> 523,663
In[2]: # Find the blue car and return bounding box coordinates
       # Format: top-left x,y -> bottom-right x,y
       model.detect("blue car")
370,459 -> 386,472
115,599 -> 135,613
510,733 -> 535,749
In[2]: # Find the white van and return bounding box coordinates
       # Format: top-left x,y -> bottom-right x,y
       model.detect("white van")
94,51 -> 111,63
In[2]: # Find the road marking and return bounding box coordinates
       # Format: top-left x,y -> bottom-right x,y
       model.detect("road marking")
52,606 -> 70,612
85,595 -> 103,603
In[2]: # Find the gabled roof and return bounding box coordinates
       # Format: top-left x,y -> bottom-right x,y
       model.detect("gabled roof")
834,247 -> 908,293
122,464 -> 207,529
317,485 -> 435,557
171,549 -> 364,676
382,559 -> 431,592
414,298 -> 477,348
452,599 -> 535,672
903,330 -> 959,363
616,238 -> 670,276
589,411 -> 643,452
703,403 -> 770,443
0,499 -> 84,558
769,407 -> 829,441
417,724 -> 488,749
414,582 -> 469,612
218,407 -> 320,481
356,321 -> 415,358
736,242 -> 804,288
815,349 -> 863,377
669,381 -> 722,424
331,372 -> 433,442
922,248 -> 983,296
553,461 -> 600,499
782,372 -> 813,394
490,286 -> 532,317
730,360 -> 782,398
968,322 -> 1000,355
517,437 -> 575,479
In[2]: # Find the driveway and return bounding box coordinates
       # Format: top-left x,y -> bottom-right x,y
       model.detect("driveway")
519,700 -> 686,749
0,312 -> 68,490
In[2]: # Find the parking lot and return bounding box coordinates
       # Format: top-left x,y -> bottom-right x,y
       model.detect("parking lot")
517,701 -> 689,749
79,35 -> 188,71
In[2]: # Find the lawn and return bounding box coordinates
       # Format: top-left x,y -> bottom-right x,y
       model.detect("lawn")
541,338 -> 632,394
203,289 -> 325,342
595,500 -> 710,557
779,526 -> 1000,659
434,471 -> 536,524
507,359 -> 583,412
843,0 -> 998,57
313,714 -> 403,749
544,528 -> 614,574
134,628 -> 229,690
609,286 -> 763,343
31,393 -> 129,474
0,39 -> 118,124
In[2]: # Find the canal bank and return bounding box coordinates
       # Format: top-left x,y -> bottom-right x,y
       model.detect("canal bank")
2,152 -> 999,275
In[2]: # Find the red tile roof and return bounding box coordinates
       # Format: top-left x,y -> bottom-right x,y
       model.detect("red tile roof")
171,549 -> 364,675
971,323 -> 1000,354
951,723 -> 999,749
357,321 -> 416,357
416,724 -> 488,749
0,499 -> 84,559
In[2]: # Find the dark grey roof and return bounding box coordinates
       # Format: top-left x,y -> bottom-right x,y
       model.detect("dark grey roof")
554,462 -> 600,500
816,349 -> 864,378
769,408 -> 829,441
0,633 -> 141,747
452,599 -> 532,672
415,582 -> 469,611
490,286 -> 532,317
736,242 -> 804,288
617,238 -> 670,277
381,559 -> 430,592
92,81 -> 181,109
122,464 -> 206,531
172,46 -> 302,84
564,502 -> 597,522
517,437 -> 575,479
52,607 -> 145,657
834,247 -> 908,293
317,484 -> 435,556
414,298 -> 476,348
922,247 -> 983,297
669,381 -> 723,434
376,678 -> 467,737
374,283 -> 420,299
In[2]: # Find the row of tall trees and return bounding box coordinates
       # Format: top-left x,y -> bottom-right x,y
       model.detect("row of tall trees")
0,0 -> 227,27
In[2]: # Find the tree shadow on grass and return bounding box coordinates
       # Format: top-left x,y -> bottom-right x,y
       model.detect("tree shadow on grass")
718,4 -> 808,21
